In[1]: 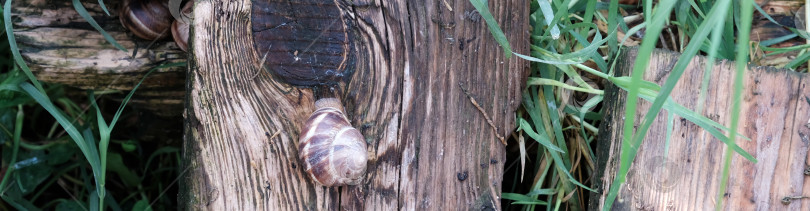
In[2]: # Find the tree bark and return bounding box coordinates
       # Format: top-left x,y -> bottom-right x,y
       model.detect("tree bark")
590,48 -> 810,210
180,0 -> 528,210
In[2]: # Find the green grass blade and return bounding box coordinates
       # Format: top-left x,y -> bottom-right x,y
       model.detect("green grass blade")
469,0 -> 511,58
687,0 -> 707,18
759,42 -> 810,55
608,1 -> 679,209
579,95 -> 602,140
502,193 -> 549,205
72,0 -> 127,52
526,77 -> 603,94
759,34 -> 796,47
4,0 -> 45,93
580,0 -> 597,39
664,111 -> 674,159
110,62 -> 185,129
88,91 -> 111,208
0,105 -> 23,193
526,188 -> 555,196
536,0 -> 560,39
717,0 -> 754,209
607,0 -> 618,56
82,128 -> 106,209
18,83 -> 89,159
614,83 -> 755,160
786,51 -> 810,70
541,81 -> 594,192
631,0 -> 738,163
519,118 -> 564,153
697,6 -> 728,113
97,0 -> 110,15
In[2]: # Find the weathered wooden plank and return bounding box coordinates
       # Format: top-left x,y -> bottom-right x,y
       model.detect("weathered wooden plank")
180,0 -> 528,210
590,48 -> 810,210
10,0 -> 186,116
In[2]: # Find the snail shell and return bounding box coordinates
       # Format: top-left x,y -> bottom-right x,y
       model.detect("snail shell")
298,98 -> 367,186
171,1 -> 193,51
120,0 -> 173,40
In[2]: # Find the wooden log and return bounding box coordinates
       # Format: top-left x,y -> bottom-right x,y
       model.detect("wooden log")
10,0 -> 186,116
179,0 -> 528,209
590,48 -> 810,210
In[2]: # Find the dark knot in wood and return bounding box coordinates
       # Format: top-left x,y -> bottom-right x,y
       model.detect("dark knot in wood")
251,0 -> 355,87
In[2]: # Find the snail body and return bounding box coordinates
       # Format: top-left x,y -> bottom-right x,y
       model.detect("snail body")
298,98 -> 367,186
120,0 -> 173,41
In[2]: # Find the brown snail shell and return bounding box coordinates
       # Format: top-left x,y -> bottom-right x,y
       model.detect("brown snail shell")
171,1 -> 192,51
120,0 -> 173,40
298,98 -> 367,186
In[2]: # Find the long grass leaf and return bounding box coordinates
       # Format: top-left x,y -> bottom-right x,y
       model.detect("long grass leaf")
536,0 -> 560,39
18,83 -> 97,167
608,1 -> 678,209
697,7 -> 728,113
717,0 -> 754,209
97,0 -> 110,15
502,193 -> 549,205
607,0 -> 618,56
526,77 -> 603,94
0,105 -> 23,193
759,34 -> 796,47
4,0 -> 45,93
72,0 -> 127,52
519,118 -> 564,153
579,95 -> 602,140
632,0 -> 740,163
110,62 -> 184,129
629,86 -> 755,161
786,51 -> 810,69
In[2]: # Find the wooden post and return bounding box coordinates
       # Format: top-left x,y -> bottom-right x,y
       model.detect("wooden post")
590,48 -> 810,210
180,0 -> 528,210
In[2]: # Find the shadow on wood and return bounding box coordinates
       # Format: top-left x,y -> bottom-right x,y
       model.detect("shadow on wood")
590,48 -> 810,210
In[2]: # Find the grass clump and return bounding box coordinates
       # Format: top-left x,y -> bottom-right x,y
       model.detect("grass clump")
467,0 -> 785,210
1,1 -> 184,210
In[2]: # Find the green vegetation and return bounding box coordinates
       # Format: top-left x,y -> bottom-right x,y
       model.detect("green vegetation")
1,0 -> 806,210
1,1 -> 183,210
471,0 -> 807,210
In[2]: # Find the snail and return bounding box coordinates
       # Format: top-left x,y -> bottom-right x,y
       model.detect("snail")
297,97 -> 367,186
170,1 -> 192,51
251,7 -> 364,186
120,0 -> 173,41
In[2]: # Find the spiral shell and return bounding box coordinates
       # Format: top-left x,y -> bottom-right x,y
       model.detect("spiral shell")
120,0 -> 173,40
171,2 -> 192,51
298,98 -> 367,186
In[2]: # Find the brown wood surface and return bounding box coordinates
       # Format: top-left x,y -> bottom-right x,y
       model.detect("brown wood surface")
180,0 -> 528,210
590,48 -> 810,210
10,0 -> 185,116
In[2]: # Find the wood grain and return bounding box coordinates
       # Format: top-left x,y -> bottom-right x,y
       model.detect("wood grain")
590,48 -> 810,210
10,0 -> 186,116
180,0 -> 529,210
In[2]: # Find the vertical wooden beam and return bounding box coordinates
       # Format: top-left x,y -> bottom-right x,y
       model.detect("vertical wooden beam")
180,0 -> 528,209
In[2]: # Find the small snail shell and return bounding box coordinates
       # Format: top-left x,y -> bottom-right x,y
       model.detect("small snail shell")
298,98 -> 367,186
171,2 -> 192,51
120,0 -> 173,40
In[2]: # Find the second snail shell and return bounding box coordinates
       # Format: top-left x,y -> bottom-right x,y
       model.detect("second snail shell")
298,98 -> 368,186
